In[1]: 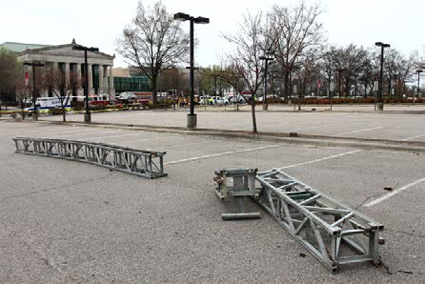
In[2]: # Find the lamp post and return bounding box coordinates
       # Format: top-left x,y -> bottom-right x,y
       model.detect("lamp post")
416,69 -> 423,99
174,12 -> 209,129
375,42 -> 390,111
72,45 -> 99,123
259,55 -> 274,111
24,61 -> 44,121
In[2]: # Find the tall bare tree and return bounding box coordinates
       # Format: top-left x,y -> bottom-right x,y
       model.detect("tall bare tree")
269,1 -> 324,98
320,45 -> 337,97
384,49 -> 417,97
0,48 -> 21,112
44,68 -> 81,122
219,64 -> 247,111
15,71 -> 30,120
200,66 -> 230,96
223,12 -> 266,133
117,1 -> 190,105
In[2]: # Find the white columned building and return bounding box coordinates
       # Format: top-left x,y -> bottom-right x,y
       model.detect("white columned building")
17,39 -> 115,98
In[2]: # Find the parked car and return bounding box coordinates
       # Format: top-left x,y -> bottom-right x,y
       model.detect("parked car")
211,96 -> 229,105
198,95 -> 210,105
118,92 -> 136,100
227,94 -> 247,104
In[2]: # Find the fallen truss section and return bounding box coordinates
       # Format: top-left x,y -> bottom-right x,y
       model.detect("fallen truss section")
13,137 -> 167,179
256,168 -> 384,271
214,168 -> 260,220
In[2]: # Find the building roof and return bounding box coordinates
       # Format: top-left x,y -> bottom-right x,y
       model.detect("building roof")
16,39 -> 114,60
0,42 -> 52,53
1,39 -> 114,60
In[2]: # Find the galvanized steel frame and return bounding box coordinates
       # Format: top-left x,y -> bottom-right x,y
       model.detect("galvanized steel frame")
13,137 -> 167,179
214,168 -> 261,220
256,168 -> 383,271
214,168 -> 259,200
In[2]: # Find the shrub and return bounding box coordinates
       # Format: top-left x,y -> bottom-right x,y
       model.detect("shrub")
48,108 -> 64,115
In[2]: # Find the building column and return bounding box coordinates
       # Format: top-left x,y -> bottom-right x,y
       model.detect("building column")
88,64 -> 93,94
76,63 -> 83,96
98,64 -> 104,94
108,66 -> 115,95
64,63 -> 70,91
51,62 -> 59,97
104,66 -> 109,93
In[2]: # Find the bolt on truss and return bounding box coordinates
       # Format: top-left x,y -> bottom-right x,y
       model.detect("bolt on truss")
214,168 -> 261,220
256,168 -> 384,271
13,137 -> 167,179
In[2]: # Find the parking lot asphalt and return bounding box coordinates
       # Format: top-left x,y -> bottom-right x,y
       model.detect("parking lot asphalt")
39,105 -> 425,143
0,118 -> 424,283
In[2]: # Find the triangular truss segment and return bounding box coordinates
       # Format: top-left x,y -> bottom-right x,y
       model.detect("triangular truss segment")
256,169 -> 384,271
13,137 -> 167,179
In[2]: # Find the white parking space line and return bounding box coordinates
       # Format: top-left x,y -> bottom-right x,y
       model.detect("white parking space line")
278,150 -> 362,170
203,121 -> 250,128
365,177 -> 425,207
260,122 -> 291,129
82,132 -> 140,141
165,144 -> 281,165
401,133 -> 425,141
290,124 -> 333,132
44,129 -> 110,138
12,127 -> 79,136
42,130 -> 121,140
119,135 -> 177,144
158,140 -> 215,149
334,127 -> 383,137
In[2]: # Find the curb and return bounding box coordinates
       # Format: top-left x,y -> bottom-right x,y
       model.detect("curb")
33,120 -> 425,153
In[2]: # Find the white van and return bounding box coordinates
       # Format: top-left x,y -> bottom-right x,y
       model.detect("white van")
24,97 -> 71,112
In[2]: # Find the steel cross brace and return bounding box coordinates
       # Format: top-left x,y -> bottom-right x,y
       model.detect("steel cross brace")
256,168 -> 384,272
13,137 -> 167,179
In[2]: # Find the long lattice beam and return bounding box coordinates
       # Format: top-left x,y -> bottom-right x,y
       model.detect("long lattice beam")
256,169 -> 384,272
13,137 -> 167,179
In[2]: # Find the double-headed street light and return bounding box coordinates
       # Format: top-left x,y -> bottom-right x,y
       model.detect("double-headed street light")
24,61 -> 45,121
416,69 -> 423,99
259,55 -> 274,111
72,44 -> 99,123
375,42 -> 390,111
174,12 -> 209,130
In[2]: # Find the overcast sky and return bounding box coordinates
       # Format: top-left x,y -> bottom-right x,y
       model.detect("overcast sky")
1,0 -> 424,67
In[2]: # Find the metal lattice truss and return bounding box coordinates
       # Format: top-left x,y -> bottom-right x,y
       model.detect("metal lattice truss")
214,168 -> 260,220
256,169 -> 383,271
13,137 -> 167,179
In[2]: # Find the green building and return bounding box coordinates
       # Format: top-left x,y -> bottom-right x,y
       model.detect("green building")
114,76 -> 150,93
